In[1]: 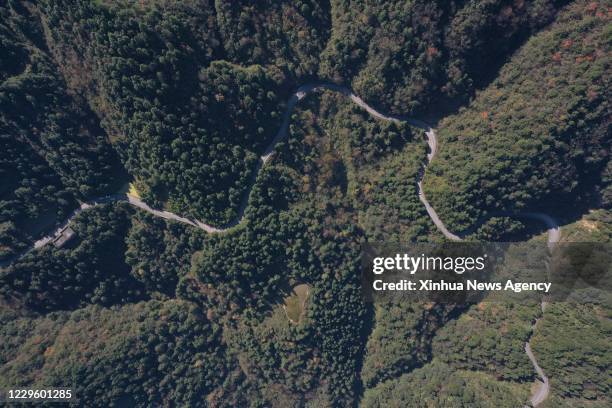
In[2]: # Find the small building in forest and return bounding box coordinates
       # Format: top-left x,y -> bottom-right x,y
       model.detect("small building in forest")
52,226 -> 76,248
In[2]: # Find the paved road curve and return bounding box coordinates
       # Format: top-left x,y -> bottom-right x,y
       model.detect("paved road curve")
2,82 -> 556,405
416,120 -> 557,406
3,82 -> 448,243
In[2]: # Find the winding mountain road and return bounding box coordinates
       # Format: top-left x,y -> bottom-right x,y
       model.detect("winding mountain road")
2,82 -> 556,405
413,109 -> 557,406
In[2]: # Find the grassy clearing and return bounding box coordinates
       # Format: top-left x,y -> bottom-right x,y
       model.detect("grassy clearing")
283,284 -> 310,324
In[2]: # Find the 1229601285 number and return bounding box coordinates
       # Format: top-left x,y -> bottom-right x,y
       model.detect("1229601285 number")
3,388 -> 74,401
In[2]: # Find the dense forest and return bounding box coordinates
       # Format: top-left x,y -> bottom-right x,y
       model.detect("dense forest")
423,0 -> 610,231
1,204 -> 143,311
215,0 -> 331,78
0,1 -> 123,260
432,303 -> 538,381
320,0 -> 573,115
361,360 -> 529,407
0,300 -> 227,406
0,0 -> 610,406
41,0 -> 289,225
532,209 -> 611,406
